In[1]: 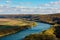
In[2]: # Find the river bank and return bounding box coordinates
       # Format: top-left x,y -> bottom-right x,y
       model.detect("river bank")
23,14 -> 60,40
0,25 -> 30,37
1,22 -> 51,40
0,14 -> 60,40
23,23 -> 60,40
0,18 -> 37,37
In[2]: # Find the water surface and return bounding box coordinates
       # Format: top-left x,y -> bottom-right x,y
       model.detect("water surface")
0,22 -> 51,40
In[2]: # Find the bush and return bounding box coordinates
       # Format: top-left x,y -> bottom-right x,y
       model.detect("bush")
24,34 -> 57,40
54,26 -> 60,38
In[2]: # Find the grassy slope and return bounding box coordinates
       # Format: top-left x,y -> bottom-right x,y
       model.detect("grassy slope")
24,24 -> 60,40
0,18 -> 36,26
0,18 -> 37,37
24,13 -> 60,40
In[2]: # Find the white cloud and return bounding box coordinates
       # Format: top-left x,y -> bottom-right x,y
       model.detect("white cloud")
0,10 -> 4,12
0,0 -> 60,14
37,0 -> 60,14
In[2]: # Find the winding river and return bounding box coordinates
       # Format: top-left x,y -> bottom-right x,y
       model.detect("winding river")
0,22 -> 51,40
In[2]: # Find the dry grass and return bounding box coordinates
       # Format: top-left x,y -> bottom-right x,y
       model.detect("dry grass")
0,18 -> 36,27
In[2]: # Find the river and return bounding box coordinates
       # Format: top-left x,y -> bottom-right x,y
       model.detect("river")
0,22 -> 51,40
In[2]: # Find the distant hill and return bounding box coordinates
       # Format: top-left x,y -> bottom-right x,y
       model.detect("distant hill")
23,13 -> 60,40
0,13 -> 60,23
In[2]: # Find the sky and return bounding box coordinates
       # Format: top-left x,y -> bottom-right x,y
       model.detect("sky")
0,0 -> 60,14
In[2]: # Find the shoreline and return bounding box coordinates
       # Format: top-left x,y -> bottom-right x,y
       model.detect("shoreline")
0,21 -> 37,38
0,26 -> 29,38
0,21 -> 51,38
39,21 -> 55,25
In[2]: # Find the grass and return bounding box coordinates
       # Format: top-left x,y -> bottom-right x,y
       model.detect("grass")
0,18 -> 37,37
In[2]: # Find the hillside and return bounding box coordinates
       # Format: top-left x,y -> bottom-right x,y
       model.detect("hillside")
0,13 -> 60,23
0,18 -> 37,37
23,24 -> 60,40
23,13 -> 60,40
0,13 -> 60,38
39,13 -> 60,24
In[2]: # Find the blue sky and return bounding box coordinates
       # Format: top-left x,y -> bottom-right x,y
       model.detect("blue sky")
0,0 -> 58,7
0,0 -> 60,14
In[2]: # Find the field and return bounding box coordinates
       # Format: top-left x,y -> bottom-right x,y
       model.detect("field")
0,13 -> 60,40
23,13 -> 60,40
0,18 -> 37,37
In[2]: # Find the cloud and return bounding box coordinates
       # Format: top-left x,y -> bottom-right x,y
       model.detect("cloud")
0,10 -> 4,12
0,0 -> 60,14
37,0 -> 60,14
